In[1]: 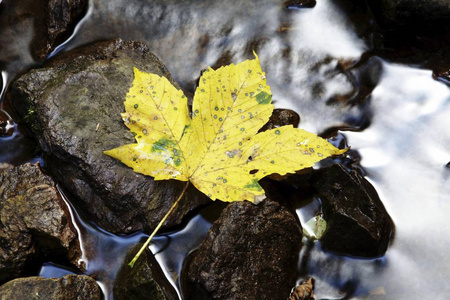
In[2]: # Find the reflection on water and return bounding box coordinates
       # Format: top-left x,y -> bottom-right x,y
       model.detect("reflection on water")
39,262 -> 78,278
56,186 -> 147,299
52,186 -> 222,300
1,0 -> 450,299
344,63 -> 450,299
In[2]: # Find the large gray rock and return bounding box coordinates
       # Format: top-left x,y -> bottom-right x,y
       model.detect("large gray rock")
312,164 -> 393,257
0,163 -> 82,283
185,199 -> 302,300
10,39 -> 209,234
368,0 -> 450,26
0,275 -> 102,300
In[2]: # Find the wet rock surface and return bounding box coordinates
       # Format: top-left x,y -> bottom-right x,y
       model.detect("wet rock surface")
371,26 -> 450,70
0,275 -> 102,300
185,199 -> 302,300
0,163 -> 82,283
312,164 -> 393,257
10,39 -> 209,234
0,0 -> 88,72
114,244 -> 178,300
32,0 -> 89,59
362,0 -> 450,70
367,0 -> 450,27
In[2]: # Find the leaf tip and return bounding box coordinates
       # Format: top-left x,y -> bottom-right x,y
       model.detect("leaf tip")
338,146 -> 349,155
103,148 -> 114,157
103,149 -> 123,163
133,66 -> 141,75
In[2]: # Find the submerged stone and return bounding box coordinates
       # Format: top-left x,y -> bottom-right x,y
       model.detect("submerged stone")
368,0 -> 450,27
0,275 -> 102,300
32,0 -> 89,59
114,244 -> 178,300
284,0 -> 316,9
185,199 -> 302,300
0,163 -> 82,283
312,164 -> 393,257
11,39 -> 209,234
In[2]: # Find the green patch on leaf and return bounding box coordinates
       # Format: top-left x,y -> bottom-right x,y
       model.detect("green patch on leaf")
244,178 -> 263,191
255,91 -> 272,104
151,137 -> 177,153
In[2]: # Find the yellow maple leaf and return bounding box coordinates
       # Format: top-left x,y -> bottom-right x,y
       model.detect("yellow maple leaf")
104,54 -> 346,266
105,55 -> 345,203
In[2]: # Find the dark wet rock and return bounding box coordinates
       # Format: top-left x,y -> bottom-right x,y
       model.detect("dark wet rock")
284,0 -> 316,9
32,0 -> 89,59
367,0 -> 450,27
10,39 -> 209,234
114,244 -> 178,300
312,164 -> 393,257
351,0 -> 450,68
0,163 -> 82,283
260,108 -> 300,132
185,199 -> 302,300
0,0 -> 88,71
0,0 -> 40,72
0,275 -> 102,300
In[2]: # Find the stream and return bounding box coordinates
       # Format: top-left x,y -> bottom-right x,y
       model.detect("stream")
1,0 -> 450,299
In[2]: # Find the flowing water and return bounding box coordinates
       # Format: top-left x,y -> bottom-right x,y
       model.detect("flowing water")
1,0 -> 450,299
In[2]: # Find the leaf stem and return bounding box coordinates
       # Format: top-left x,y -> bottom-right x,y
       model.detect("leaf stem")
129,180 -> 190,267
